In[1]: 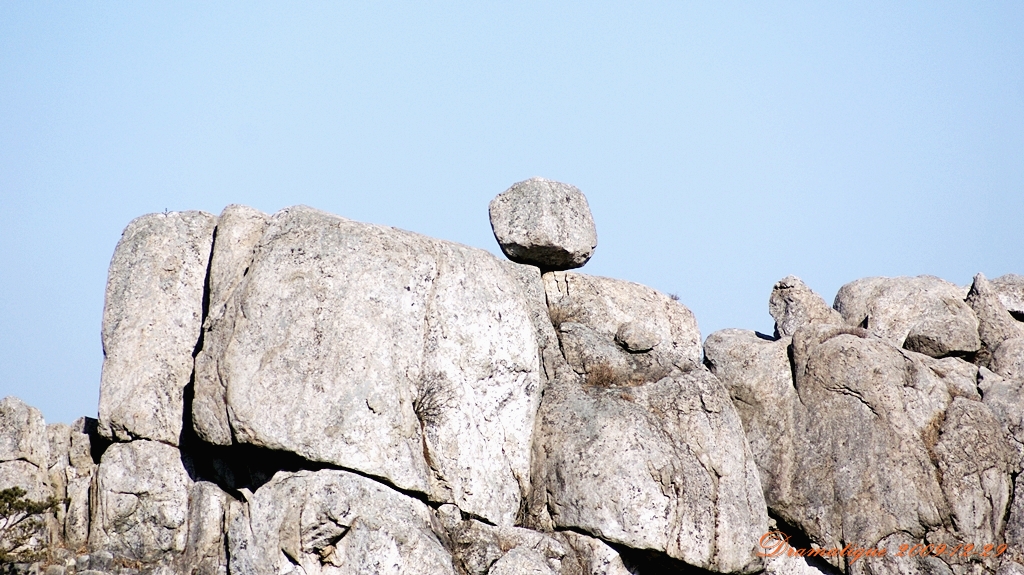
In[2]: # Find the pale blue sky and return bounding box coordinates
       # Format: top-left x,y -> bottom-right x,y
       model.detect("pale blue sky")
2,2 -> 1022,424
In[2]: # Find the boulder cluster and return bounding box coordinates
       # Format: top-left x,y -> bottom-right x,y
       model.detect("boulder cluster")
1,178 -> 1022,575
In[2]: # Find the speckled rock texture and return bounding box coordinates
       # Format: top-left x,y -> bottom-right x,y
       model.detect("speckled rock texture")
489,177 -> 598,270
5,200 -> 1024,575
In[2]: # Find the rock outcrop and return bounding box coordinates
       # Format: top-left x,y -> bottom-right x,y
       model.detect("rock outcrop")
2,183 -> 1023,575
488,177 -> 598,270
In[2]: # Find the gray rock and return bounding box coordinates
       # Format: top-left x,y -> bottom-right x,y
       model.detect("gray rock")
769,275 -> 843,337
992,274 -> 1024,316
979,367 -> 1024,446
934,398 -> 1017,545
712,322 -> 1011,572
834,275 -> 980,357
543,271 -> 702,387
89,440 -> 192,561
228,469 -> 456,575
98,211 -> 217,445
784,326 -> 948,557
0,397 -> 53,559
68,419 -> 96,549
488,548 -> 558,575
435,503 -> 630,575
614,321 -> 661,352
530,368 -> 768,573
993,338 -> 1024,380
183,481 -> 230,575
194,206 -> 543,525
703,330 -> 798,505
967,273 -> 1024,363
1,397 -> 49,468
488,177 -> 598,270
192,205 -> 270,446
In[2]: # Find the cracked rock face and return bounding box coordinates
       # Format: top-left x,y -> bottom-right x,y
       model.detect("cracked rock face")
193,206 -> 543,526
228,469 -> 457,575
833,275 -> 981,358
709,277 -> 1022,575
489,177 -> 598,270
531,369 -> 769,574
98,210 -> 217,445
89,440 -> 193,562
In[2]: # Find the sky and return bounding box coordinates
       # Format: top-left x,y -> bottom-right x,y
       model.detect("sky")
1,2 -> 1022,424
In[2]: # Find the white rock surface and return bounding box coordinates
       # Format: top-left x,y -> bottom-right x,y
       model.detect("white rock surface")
89,440 -> 192,561
489,177 -> 598,270
195,206 -> 543,525
227,469 -> 456,575
833,275 -> 980,357
543,271 -> 702,385
769,275 -> 843,337
98,211 -> 217,445
192,204 -> 270,446
992,274 -> 1024,316
532,369 -> 768,574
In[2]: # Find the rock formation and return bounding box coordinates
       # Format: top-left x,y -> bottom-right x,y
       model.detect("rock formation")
1,180 -> 1022,575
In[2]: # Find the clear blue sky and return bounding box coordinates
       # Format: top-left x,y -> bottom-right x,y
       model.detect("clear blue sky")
2,2 -> 1022,424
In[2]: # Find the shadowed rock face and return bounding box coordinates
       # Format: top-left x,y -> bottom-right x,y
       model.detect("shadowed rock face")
7,200 -> 1024,575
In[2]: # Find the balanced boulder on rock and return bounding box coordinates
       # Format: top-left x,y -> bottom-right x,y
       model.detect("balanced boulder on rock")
489,177 -> 598,270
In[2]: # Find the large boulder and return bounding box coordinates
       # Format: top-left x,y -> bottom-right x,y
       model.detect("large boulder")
992,274 -> 1024,316
192,205 -> 270,446
98,211 -> 217,445
531,369 -> 768,573
435,504 -> 631,575
193,206 -> 543,526
968,273 -> 1024,381
542,271 -> 702,385
489,178 -> 598,270
833,275 -> 980,358
768,275 -> 843,337
227,469 -> 456,575
703,330 -> 798,505
89,440 -> 193,562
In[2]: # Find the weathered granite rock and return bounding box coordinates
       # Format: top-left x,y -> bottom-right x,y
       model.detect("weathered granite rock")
703,329 -> 797,505
192,205 -> 270,446
769,275 -> 843,337
833,275 -> 980,357
98,211 -> 217,445
435,504 -> 630,575
992,274 -> 1024,316
713,319 -> 1017,574
993,338 -> 1024,380
543,271 -> 702,386
979,367 -> 1024,447
934,398 -> 1017,545
0,397 -> 53,559
228,469 -> 456,575
968,273 -> 1024,363
194,206 -> 542,525
45,420 -> 96,551
184,481 -> 230,575
489,178 -> 598,270
784,326 -> 949,555
0,397 -> 49,469
531,368 -> 768,573
89,440 -> 192,562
